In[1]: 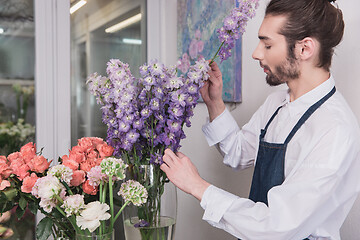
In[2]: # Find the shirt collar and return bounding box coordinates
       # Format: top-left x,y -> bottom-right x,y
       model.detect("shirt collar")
282,75 -> 335,117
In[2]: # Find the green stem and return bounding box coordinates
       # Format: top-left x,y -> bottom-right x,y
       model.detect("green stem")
113,200 -> 130,223
109,177 -> 114,230
209,41 -> 225,65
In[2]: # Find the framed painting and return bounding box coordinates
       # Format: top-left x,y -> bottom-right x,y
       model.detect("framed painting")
177,0 -> 242,102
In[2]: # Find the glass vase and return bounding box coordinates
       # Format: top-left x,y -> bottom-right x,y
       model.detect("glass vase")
122,164 -> 177,240
75,230 -> 114,240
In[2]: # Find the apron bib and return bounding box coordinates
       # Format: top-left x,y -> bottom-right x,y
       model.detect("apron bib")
242,87 -> 335,240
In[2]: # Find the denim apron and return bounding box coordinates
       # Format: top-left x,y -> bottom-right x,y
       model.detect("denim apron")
241,87 -> 336,240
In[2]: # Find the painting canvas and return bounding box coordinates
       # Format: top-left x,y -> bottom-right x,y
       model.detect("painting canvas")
177,0 -> 242,102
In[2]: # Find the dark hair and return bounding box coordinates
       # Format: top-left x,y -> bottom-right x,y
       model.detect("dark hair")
266,0 -> 344,71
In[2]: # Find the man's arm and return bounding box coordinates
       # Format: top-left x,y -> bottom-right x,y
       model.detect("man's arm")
200,62 -> 226,122
160,149 -> 210,201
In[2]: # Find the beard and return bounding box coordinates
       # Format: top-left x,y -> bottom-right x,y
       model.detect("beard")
264,56 -> 300,86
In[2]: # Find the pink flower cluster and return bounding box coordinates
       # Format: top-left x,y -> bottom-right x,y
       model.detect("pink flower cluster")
0,142 -> 51,192
61,137 -> 114,195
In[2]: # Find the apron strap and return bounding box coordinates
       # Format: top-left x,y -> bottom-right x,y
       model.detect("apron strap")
260,105 -> 283,138
284,87 -> 336,144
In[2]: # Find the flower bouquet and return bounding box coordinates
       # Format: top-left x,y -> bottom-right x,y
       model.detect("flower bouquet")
87,58 -> 210,239
0,138 -> 148,240
85,0 -> 259,239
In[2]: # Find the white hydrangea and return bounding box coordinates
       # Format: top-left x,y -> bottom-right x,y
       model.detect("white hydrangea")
118,180 -> 148,206
62,195 -> 85,217
48,165 -> 73,184
100,157 -> 127,180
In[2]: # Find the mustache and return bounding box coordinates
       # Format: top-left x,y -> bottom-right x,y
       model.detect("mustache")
260,62 -> 271,71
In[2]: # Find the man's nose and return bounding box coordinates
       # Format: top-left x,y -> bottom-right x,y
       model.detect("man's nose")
252,42 -> 263,61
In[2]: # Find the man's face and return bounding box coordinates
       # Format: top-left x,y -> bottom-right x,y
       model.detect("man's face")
252,15 -> 300,86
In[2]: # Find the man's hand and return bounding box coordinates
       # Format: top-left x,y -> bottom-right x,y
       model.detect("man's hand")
200,61 -> 226,122
160,149 -> 210,201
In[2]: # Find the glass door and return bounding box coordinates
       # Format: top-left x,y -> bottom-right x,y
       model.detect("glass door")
0,0 -> 36,239
70,0 -> 147,146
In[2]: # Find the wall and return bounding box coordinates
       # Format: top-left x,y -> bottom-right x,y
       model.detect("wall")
152,0 -> 360,239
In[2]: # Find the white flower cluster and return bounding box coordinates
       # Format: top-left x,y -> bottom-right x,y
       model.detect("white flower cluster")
62,195 -> 85,217
100,157 -> 128,180
76,201 -> 111,232
48,165 -> 73,184
118,180 -> 148,206
31,175 -> 66,213
0,119 -> 35,141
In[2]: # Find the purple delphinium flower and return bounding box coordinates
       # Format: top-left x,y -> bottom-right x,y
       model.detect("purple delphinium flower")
150,152 -> 163,165
215,0 -> 259,62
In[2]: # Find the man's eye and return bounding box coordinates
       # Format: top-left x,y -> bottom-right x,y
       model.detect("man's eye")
265,46 -> 271,49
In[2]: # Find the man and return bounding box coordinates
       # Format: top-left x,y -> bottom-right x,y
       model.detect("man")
161,0 -> 360,239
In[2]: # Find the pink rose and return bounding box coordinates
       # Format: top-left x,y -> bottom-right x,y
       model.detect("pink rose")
0,156 -> 7,164
0,156 -> 11,179
82,180 -> 98,195
0,179 -> 10,190
20,142 -> 37,164
80,162 -> 92,172
89,137 -> 105,147
97,144 -> 114,158
69,150 -> 86,164
70,170 -> 85,187
62,156 -> 79,171
87,149 -> 99,160
21,173 -> 39,193
16,164 -> 31,180
78,137 -> 94,153
30,156 -> 51,173
7,152 -> 21,163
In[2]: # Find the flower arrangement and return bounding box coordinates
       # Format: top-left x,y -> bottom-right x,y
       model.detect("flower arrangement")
85,0 -> 260,237
0,138 -> 148,240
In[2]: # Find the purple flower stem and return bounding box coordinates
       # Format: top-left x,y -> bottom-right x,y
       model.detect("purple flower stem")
209,41 -> 225,65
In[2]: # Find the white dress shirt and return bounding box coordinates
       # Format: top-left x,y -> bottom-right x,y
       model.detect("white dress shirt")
200,76 -> 360,240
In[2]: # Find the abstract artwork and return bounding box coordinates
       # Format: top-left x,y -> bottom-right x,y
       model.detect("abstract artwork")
177,0 -> 242,102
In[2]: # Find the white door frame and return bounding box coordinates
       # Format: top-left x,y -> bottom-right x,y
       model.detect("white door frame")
34,0 -> 71,162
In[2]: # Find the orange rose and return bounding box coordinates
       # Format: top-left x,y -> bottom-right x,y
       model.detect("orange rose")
0,161 -> 12,179
70,170 -> 86,186
69,149 -> 86,164
90,137 -> 105,147
87,150 -> 99,160
14,164 -> 30,180
20,142 -> 37,164
0,179 -> 10,190
30,156 -> 51,173
21,173 -> 39,193
80,162 -> 92,172
97,144 -> 114,158
82,180 -> 98,195
0,156 -> 7,164
7,152 -> 21,163
78,138 -> 95,153
62,158 -> 79,171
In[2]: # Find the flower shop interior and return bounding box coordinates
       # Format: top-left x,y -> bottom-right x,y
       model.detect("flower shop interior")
0,0 -> 360,239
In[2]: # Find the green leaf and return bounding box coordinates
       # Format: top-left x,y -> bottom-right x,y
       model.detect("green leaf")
1,201 -> 13,213
16,205 -> 26,219
28,200 -> 39,215
36,217 -> 53,240
19,196 -> 27,210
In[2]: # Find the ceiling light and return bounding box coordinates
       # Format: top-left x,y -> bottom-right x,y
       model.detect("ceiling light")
70,0 -> 87,14
123,38 -> 142,45
105,13 -> 142,33
0,28 -> 4,34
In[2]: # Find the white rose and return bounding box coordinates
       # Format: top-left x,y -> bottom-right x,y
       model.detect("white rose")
76,201 -> 111,232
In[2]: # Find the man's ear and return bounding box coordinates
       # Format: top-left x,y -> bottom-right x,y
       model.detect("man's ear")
296,37 -> 317,61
